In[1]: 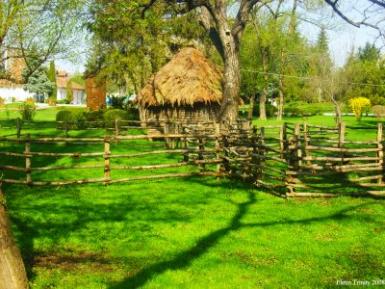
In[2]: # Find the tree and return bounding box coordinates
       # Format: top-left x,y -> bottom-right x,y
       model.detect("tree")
47,61 -> 57,100
22,49 -> 55,100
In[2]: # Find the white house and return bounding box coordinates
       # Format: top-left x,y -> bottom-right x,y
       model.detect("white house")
56,70 -> 86,105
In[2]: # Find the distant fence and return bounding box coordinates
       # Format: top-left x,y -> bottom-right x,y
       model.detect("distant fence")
0,121 -> 384,198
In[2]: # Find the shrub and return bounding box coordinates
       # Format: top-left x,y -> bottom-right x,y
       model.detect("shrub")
349,97 -> 371,121
73,111 -> 87,129
47,97 -> 57,106
84,110 -> 104,121
104,109 -> 129,126
284,102 -> 334,117
19,98 -> 36,122
56,110 -> 75,123
372,105 -> 385,119
0,97 -> 4,108
56,109 -> 87,129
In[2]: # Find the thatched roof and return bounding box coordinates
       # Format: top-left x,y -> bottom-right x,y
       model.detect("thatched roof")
137,47 -> 222,107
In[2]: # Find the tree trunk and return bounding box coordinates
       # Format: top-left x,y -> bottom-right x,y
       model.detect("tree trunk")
218,35 -> 240,124
0,187 -> 29,289
259,48 -> 268,121
277,49 -> 285,121
277,79 -> 284,121
332,97 -> 342,125
248,94 -> 255,121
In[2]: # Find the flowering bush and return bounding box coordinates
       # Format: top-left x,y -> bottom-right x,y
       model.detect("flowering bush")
0,97 -> 4,108
349,97 -> 371,121
19,98 -> 36,122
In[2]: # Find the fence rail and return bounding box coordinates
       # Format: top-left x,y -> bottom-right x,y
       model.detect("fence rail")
0,121 -> 384,198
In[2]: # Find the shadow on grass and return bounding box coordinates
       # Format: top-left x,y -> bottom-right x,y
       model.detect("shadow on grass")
108,180 -> 376,289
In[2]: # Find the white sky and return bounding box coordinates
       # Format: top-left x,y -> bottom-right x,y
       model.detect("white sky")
56,1 -> 384,73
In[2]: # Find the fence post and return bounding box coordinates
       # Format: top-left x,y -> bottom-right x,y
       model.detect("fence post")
25,135 -> 32,186
259,127 -> 265,179
294,123 -> 302,169
16,118 -> 22,139
338,122 -> 345,166
303,123 -> 310,167
279,123 -> 287,159
215,123 -> 222,173
104,137 -> 111,185
377,123 -> 383,184
338,122 -> 345,148
198,135 -> 205,172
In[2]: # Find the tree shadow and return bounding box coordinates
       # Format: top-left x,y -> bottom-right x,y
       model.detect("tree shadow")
108,188 -> 376,289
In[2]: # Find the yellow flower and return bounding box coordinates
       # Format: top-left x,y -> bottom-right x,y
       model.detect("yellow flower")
349,97 -> 371,120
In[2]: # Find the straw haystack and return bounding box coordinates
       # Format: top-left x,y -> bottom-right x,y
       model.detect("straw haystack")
137,47 -> 222,125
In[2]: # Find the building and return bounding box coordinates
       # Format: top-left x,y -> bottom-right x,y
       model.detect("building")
0,49 -> 34,102
56,70 -> 86,105
136,47 -> 222,126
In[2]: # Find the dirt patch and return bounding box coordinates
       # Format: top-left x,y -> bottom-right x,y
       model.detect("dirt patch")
32,251 -> 117,272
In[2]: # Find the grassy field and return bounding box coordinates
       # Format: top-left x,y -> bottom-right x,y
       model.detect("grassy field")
1,108 -> 385,289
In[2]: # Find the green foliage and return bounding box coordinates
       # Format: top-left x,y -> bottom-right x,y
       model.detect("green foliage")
284,101 -> 334,117
66,81 -> 74,104
84,110 -> 104,121
56,109 -> 86,129
338,42 -> 385,106
56,110 -> 75,123
103,109 -> 129,125
18,100 -> 36,122
371,105 -> 385,119
47,61 -> 57,100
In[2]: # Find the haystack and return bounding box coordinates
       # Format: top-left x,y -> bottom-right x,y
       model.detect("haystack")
137,47 -> 222,125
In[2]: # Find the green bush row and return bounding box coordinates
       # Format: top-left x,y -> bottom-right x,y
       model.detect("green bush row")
56,108 -> 139,129
284,102 -> 335,117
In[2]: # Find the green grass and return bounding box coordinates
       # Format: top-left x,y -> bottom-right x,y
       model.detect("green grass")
2,108 -> 385,288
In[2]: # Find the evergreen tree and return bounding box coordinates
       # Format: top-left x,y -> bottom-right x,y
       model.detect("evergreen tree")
316,27 -> 329,54
47,61 -> 57,100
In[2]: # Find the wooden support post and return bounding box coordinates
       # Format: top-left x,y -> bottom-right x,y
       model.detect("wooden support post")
303,123 -> 310,166
104,137 -> 111,185
338,122 -> 345,148
338,122 -> 345,166
259,127 -> 265,179
183,127 -> 189,162
198,136 -> 205,172
215,123 -> 222,173
251,126 -> 258,180
222,134 -> 230,174
294,124 -> 302,169
279,123 -> 286,159
15,118 -> 22,139
377,123 -> 383,184
25,135 -> 32,185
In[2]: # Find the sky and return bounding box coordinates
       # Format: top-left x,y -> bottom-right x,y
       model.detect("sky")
56,1 -> 384,73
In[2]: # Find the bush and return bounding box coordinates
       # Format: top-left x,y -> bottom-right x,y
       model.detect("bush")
284,102 -> 334,117
372,105 -> 385,118
104,109 -> 129,126
0,97 -> 4,108
19,98 -> 36,122
349,97 -> 371,121
84,110 -> 104,121
56,110 -> 75,123
56,109 -> 87,129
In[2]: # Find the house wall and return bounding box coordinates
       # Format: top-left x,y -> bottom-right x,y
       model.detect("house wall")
73,89 -> 86,105
0,87 -> 34,102
57,88 -> 67,101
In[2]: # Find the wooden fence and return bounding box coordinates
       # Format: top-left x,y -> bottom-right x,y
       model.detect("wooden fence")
0,121 -> 384,198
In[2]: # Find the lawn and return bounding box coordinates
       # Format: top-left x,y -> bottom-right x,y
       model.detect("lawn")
1,108 -> 385,289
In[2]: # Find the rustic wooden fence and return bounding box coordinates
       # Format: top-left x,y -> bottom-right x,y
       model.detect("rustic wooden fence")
0,121 -> 384,198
